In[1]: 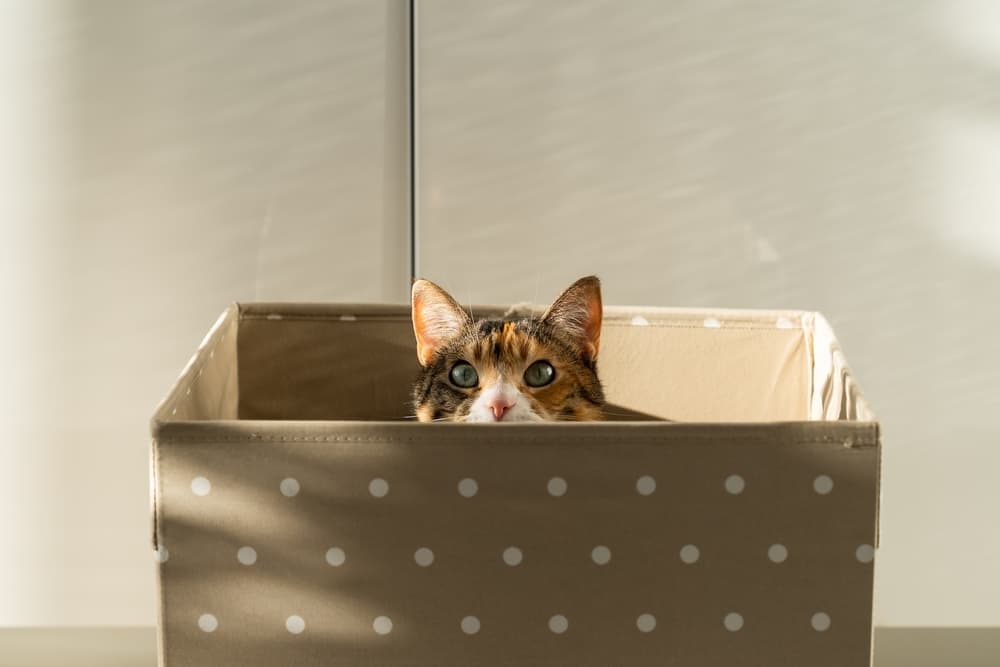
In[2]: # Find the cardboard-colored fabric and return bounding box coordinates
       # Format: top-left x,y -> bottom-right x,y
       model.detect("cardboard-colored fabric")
150,303 -> 881,667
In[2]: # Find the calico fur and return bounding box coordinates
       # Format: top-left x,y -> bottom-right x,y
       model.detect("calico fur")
411,276 -> 605,422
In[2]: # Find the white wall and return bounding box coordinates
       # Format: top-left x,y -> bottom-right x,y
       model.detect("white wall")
417,0 -> 1000,627
0,0 -> 408,625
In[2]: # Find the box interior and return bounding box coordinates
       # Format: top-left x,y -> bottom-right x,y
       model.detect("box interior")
156,303 -> 874,424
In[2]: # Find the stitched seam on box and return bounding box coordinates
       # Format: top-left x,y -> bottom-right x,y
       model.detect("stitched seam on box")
239,313 -> 798,331
158,433 -> 877,447
153,438 -> 169,662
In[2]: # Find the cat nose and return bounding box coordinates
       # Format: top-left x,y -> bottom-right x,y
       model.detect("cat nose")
490,400 -> 514,421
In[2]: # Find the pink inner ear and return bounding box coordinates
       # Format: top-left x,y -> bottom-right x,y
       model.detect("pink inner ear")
412,280 -> 468,366
412,294 -> 443,366
583,296 -> 602,360
542,276 -> 603,361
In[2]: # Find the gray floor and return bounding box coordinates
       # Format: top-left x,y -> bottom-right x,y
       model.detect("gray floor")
0,627 -> 997,666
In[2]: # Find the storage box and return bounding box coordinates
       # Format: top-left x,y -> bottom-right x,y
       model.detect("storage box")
150,303 -> 880,666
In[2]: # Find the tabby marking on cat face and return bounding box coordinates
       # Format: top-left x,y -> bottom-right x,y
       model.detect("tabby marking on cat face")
411,276 -> 605,422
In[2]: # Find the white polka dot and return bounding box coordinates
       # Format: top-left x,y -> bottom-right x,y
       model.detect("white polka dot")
414,547 -> 435,567
153,546 -> 169,563
703,318 -> 722,329
637,614 -> 657,633
339,314 -> 357,322
776,317 -> 795,329
325,547 -> 346,567
198,614 -> 218,633
237,546 -> 257,566
591,545 -> 611,565
636,475 -> 656,496
170,407 -> 177,416
265,313 -> 282,321
679,544 -> 700,564
856,544 -> 875,564
280,478 -> 300,497
458,478 -> 478,498
768,544 -> 788,563
630,315 -> 650,326
547,477 -> 568,497
814,475 -> 834,495
369,478 -> 389,498
373,616 -> 393,635
548,614 -> 569,634
724,612 -> 744,632
811,612 -> 832,632
191,477 -> 211,496
461,616 -> 481,635
725,474 -> 745,495
502,546 -> 523,566
286,615 -> 306,634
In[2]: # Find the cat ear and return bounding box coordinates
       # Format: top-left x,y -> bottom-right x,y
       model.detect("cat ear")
541,276 -> 603,361
411,279 -> 471,366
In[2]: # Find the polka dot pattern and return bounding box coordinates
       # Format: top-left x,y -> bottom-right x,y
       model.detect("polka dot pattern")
548,615 -> 569,634
811,612 -> 832,632
547,477 -> 568,497
814,475 -> 834,495
725,474 -> 745,495
191,477 -> 211,496
502,547 -> 523,567
636,475 -> 656,496
724,612 -> 744,632
856,544 -> 875,564
373,616 -> 393,635
237,546 -> 257,566
198,614 -> 218,633
286,615 -> 306,635
325,548 -> 346,567
369,478 -> 390,498
679,544 -> 700,564
280,478 -> 300,497
461,616 -> 481,635
162,435 -> 878,663
591,545 -> 611,566
457,478 -> 478,498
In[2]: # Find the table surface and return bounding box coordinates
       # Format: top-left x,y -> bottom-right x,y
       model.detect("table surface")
0,627 -> 997,666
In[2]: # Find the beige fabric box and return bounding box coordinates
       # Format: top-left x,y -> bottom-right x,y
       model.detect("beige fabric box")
150,303 -> 880,667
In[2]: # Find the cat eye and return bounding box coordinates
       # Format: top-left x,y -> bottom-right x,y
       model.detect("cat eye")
449,361 -> 479,388
524,360 -> 556,387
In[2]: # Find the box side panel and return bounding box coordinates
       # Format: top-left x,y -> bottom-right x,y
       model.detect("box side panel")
155,422 -> 877,667
153,305 -> 240,424
600,321 -> 809,421
237,312 -> 421,421
805,312 -> 876,422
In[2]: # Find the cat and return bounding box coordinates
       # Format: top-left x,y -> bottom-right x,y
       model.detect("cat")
410,276 -> 605,422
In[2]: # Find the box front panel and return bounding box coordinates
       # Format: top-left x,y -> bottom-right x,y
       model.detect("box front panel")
154,424 -> 878,667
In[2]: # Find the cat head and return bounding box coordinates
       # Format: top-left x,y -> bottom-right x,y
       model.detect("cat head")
411,276 -> 605,422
